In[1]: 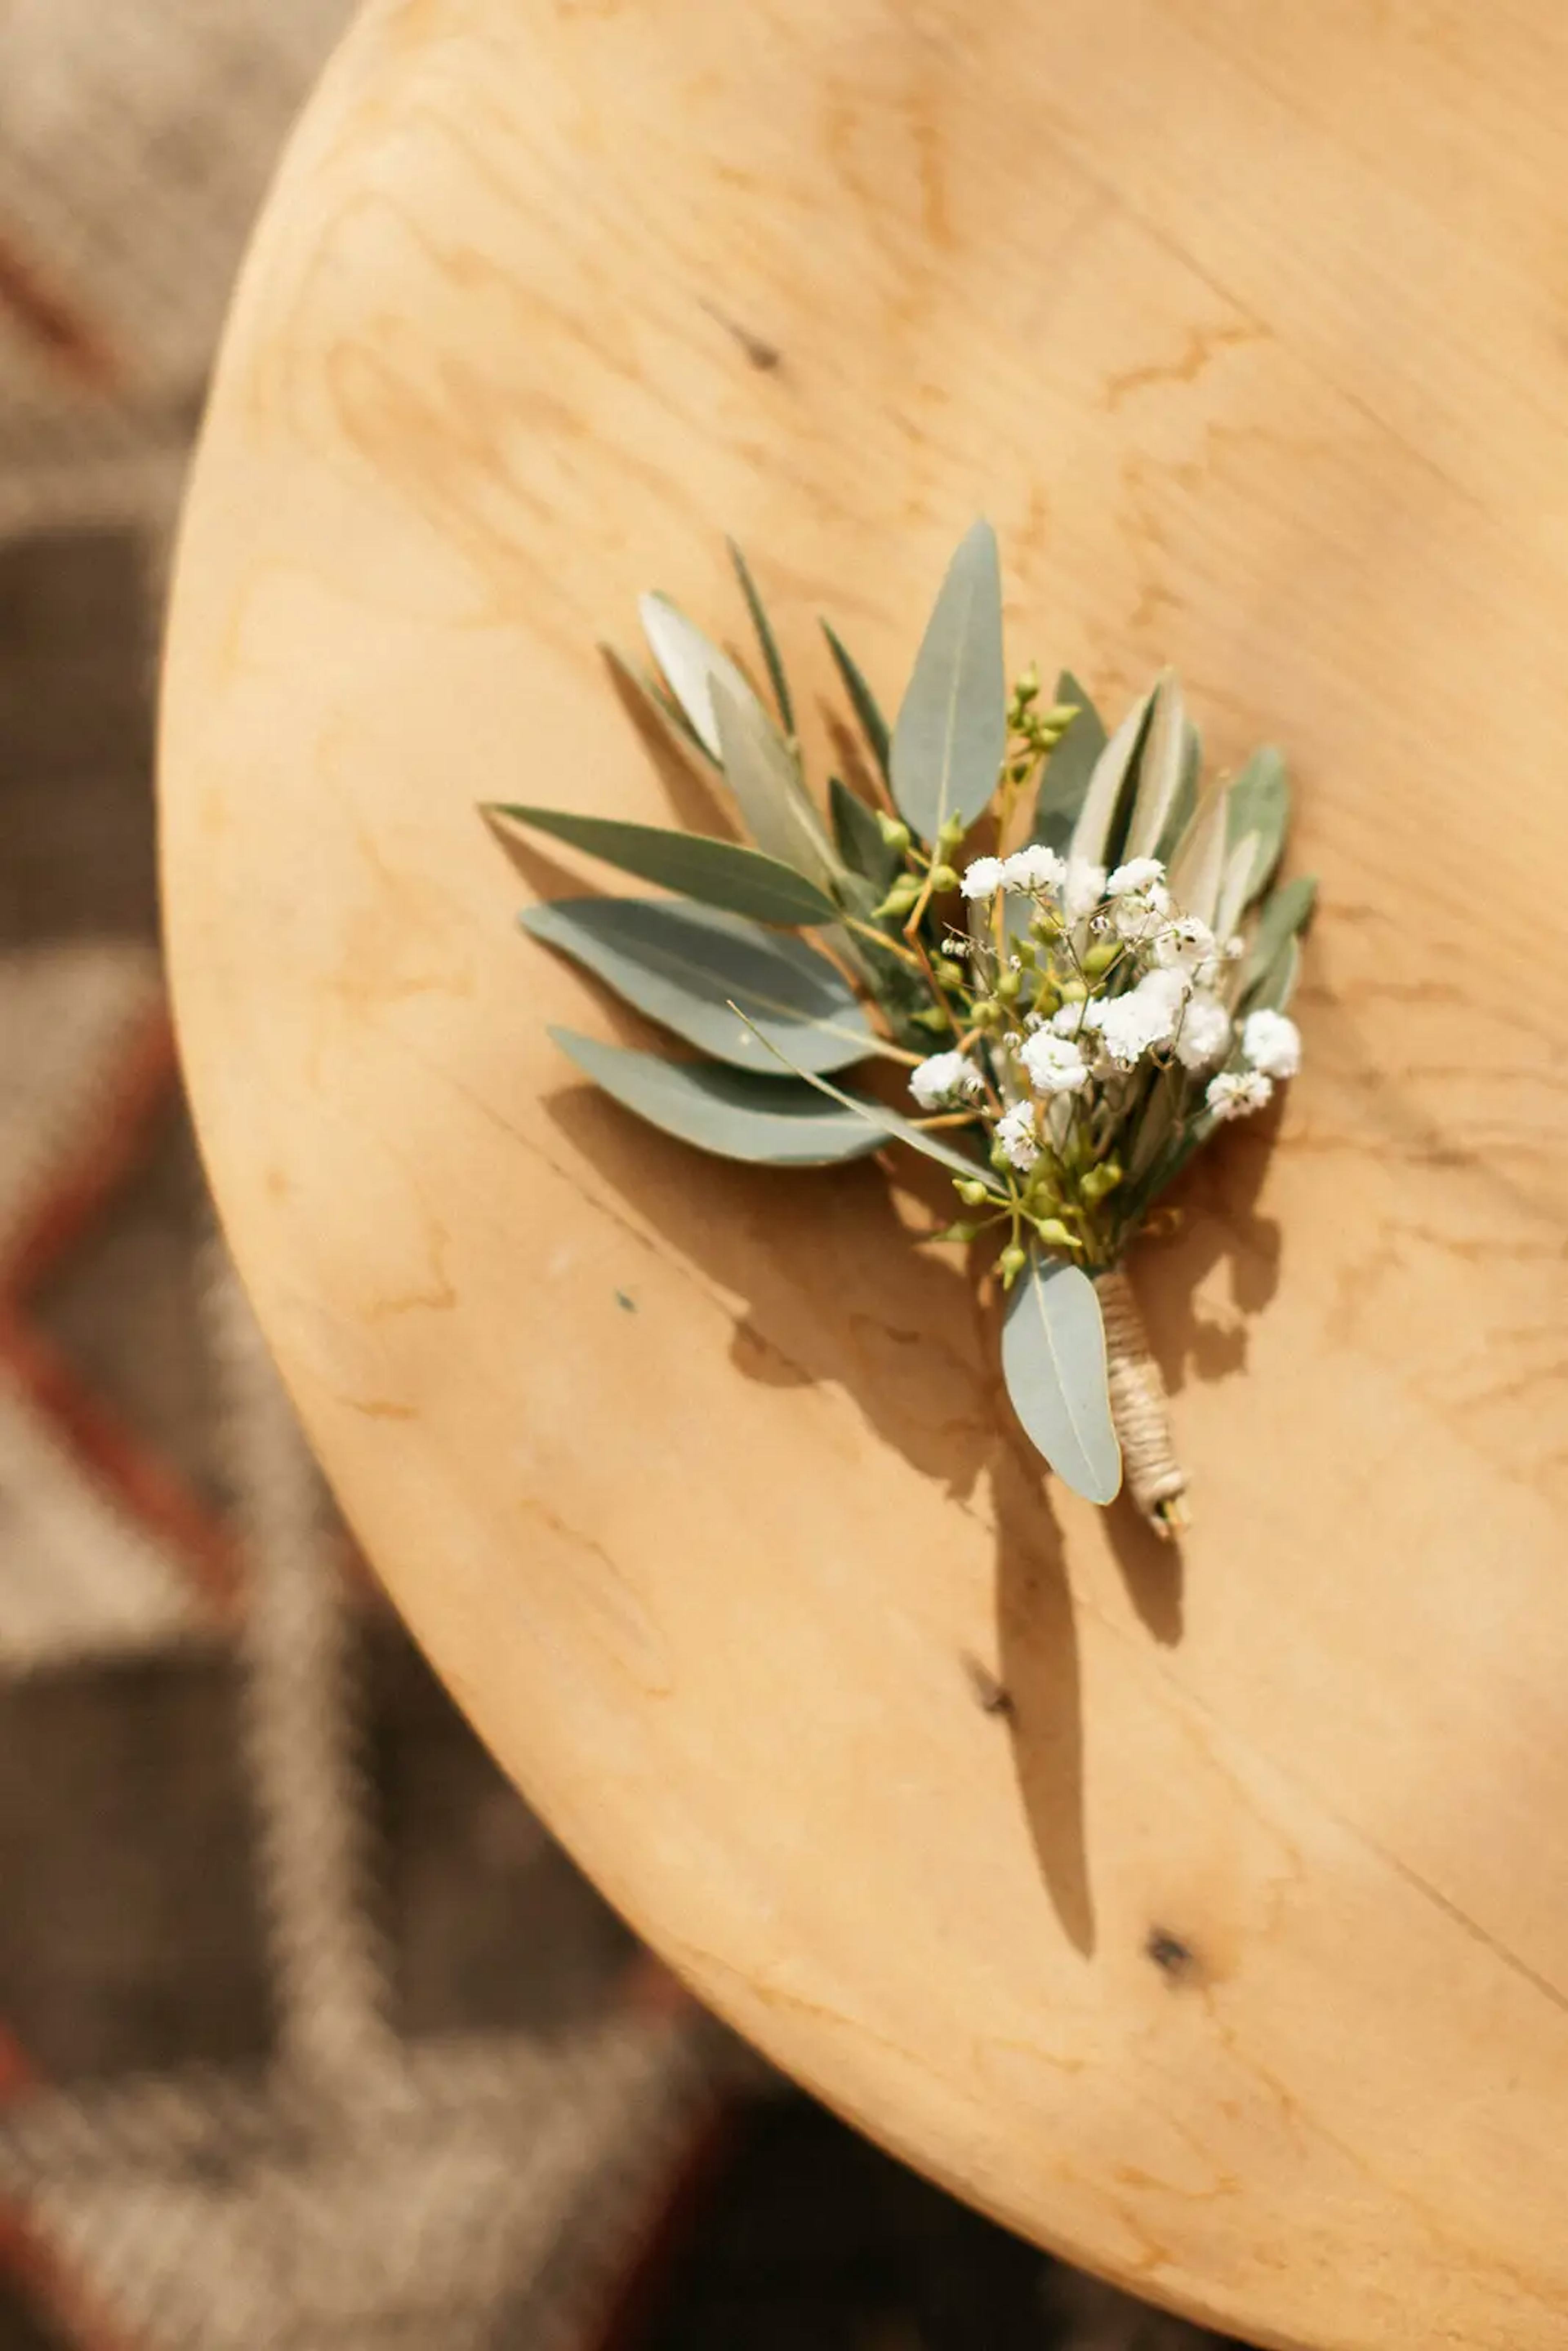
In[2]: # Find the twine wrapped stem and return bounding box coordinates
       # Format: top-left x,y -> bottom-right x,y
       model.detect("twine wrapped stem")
1095,1265 -> 1189,1537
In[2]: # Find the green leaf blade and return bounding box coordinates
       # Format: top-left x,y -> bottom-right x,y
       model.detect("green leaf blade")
1123,672 -> 1187,862
829,776 -> 901,891
1068,688 -> 1155,870
821,620 -> 892,781
638,592 -> 760,760
890,519 -> 1007,841
728,539 -> 794,735
1002,1254 -> 1123,1505
549,1029 -> 890,1166
493,805 -> 839,926
1030,670 -> 1107,853
710,681 -> 839,891
1242,872 -> 1318,1000
523,896 -> 875,1073
1225,746 -> 1290,912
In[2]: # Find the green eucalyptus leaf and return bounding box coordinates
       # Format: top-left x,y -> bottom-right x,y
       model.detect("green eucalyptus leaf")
1166,782 -> 1229,929
1214,831 -> 1260,942
1153,721 -> 1202,864
1123,672 -> 1187,862
549,1028 -> 889,1165
829,775 -> 901,890
1247,931 -> 1301,1014
523,896 -> 876,1073
601,641 -> 717,765
1030,670 -> 1107,853
1242,873 -> 1317,998
821,621 -> 892,781
890,519 -> 1008,841
638,592 -> 760,760
728,539 -> 794,735
1002,1253 -> 1122,1504
735,1016 -> 998,1184
1225,746 -> 1289,910
493,805 -> 839,926
1068,688 -> 1155,870
711,680 -> 839,889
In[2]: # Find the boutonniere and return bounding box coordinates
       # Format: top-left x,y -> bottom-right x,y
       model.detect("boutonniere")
494,523 -> 1313,1534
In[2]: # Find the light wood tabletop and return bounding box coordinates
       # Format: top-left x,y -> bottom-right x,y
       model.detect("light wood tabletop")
160,3 -> 1568,2343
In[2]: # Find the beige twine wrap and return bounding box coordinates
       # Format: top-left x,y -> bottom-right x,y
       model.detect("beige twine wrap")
1095,1266 -> 1189,1535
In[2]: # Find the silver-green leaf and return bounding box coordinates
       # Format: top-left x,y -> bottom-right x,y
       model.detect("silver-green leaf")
523,896 -> 877,1073
1002,1254 -> 1123,1505
1068,688 -> 1154,870
549,1028 -> 890,1166
1166,782 -> 1229,930
638,592 -> 761,760
829,776 -> 901,891
890,519 -> 1007,841
1225,746 -> 1289,911
1030,670 -> 1107,853
492,806 -> 839,926
1242,873 -> 1317,1000
728,539 -> 794,735
1122,672 -> 1187,862
711,680 -> 840,891
735,1017 -> 1000,1186
821,621 -> 892,781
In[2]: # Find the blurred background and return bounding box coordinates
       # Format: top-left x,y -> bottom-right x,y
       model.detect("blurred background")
0,6 -> 1238,2347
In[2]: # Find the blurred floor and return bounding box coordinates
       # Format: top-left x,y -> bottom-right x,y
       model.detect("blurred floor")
0,7 -> 1239,2349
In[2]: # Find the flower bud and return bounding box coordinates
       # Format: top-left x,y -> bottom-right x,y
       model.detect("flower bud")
996,969 -> 1022,1003
998,1243 -> 1028,1282
1040,701 -> 1080,730
874,875 -> 921,918
1058,977 -> 1088,1003
1082,941 -> 1120,977
928,863 -> 960,893
1034,1218 -> 1080,1251
955,1178 -> 990,1206
1080,1160 -> 1123,1205
937,814 -> 967,849
913,1005 -> 952,1033
875,812 -> 912,851
1014,665 -> 1040,706
933,957 -> 966,990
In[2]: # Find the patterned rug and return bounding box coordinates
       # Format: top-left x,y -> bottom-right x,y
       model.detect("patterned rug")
0,8 -> 1237,2347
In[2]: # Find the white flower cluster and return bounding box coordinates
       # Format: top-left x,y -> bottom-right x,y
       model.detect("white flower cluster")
906,850 -> 1303,1160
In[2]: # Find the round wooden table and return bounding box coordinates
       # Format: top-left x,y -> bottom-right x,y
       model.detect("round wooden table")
160,4 -> 1568,2344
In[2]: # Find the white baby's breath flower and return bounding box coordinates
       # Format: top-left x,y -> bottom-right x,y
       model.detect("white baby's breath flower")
959,855 -> 1007,901
1092,968 -> 1185,1068
1020,1029 -> 1090,1098
909,1050 -> 983,1111
1062,859 -> 1107,923
1242,1008 -> 1302,1080
1155,913 -> 1217,972
1106,856 -> 1166,898
1109,882 -> 1171,941
1049,999 -> 1092,1037
1174,990 -> 1232,1072
996,1099 -> 1041,1170
1001,844 -> 1066,893
1223,933 -> 1246,961
1206,1069 -> 1274,1121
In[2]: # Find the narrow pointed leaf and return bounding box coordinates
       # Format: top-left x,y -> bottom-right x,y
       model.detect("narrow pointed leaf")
890,519 -> 1007,840
493,805 -> 839,926
829,775 -> 901,890
523,897 -> 876,1073
1068,688 -> 1154,869
639,592 -> 761,760
1225,746 -> 1289,911
1242,873 -> 1317,997
1153,721 -> 1202,863
1166,781 -> 1229,928
821,621 -> 892,781
728,539 -> 794,734
737,1017 -> 1000,1184
1002,1254 -> 1122,1504
1123,672 -> 1187,861
711,680 -> 839,890
1214,831 -> 1260,942
1030,670 -> 1107,853
549,1028 -> 889,1165
1247,931 -> 1301,1014
601,641 -> 718,765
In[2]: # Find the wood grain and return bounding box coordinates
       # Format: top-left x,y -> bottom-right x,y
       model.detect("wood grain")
159,3 -> 1568,2343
